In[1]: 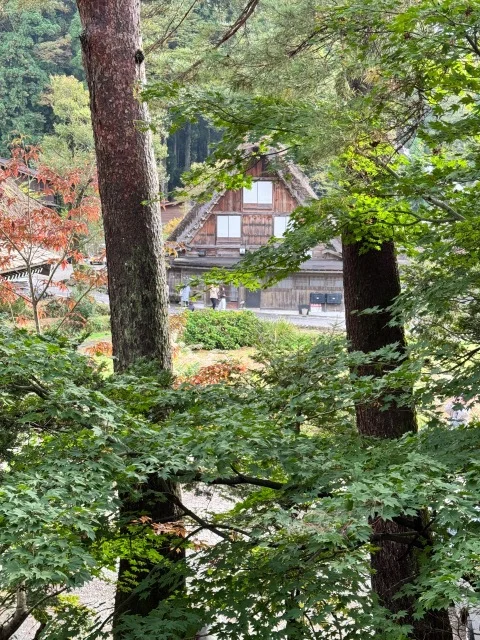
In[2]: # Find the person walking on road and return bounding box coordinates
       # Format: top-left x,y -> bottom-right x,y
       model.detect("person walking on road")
180,282 -> 191,307
218,285 -> 227,311
209,285 -> 219,310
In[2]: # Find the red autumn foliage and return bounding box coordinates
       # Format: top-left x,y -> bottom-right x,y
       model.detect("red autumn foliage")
84,340 -> 113,357
0,145 -> 105,332
132,515 -> 186,538
175,361 -> 247,387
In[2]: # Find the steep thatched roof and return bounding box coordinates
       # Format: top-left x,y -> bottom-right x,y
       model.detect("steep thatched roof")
168,151 -> 317,244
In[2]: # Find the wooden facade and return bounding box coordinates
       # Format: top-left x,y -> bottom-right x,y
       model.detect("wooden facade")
168,156 -> 344,311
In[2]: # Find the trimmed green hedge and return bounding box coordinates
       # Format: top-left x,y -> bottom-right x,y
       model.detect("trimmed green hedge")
183,310 -> 262,350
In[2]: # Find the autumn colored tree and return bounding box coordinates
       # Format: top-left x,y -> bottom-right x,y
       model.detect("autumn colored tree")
0,145 -> 104,333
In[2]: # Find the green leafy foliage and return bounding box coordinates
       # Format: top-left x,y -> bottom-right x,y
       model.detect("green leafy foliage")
0,0 -> 82,152
5,0 -> 480,637
182,309 -> 262,349
2,325 -> 480,638
40,74 -> 95,172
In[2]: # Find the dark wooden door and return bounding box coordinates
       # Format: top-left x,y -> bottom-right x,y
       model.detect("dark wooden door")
245,289 -> 261,308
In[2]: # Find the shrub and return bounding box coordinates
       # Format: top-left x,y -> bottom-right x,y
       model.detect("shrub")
44,295 -> 109,321
169,311 -> 188,343
84,340 -> 112,357
84,314 -> 111,333
175,361 -> 247,386
183,310 -> 262,350
256,319 -> 318,354
0,297 -> 31,322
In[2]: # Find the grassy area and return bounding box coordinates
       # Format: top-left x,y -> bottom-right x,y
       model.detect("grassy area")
84,330 -> 111,342
80,334 -> 258,376
78,316 -> 321,377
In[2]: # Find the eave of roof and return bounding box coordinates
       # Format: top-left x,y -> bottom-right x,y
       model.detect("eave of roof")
169,255 -> 343,273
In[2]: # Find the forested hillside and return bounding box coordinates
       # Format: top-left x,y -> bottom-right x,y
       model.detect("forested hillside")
0,0 -> 221,191
0,0 -> 82,151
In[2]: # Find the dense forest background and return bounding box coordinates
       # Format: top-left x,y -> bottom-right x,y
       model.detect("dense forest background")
0,0 -> 220,191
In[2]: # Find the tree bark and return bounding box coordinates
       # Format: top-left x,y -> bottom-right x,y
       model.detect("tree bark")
27,266 -> 41,334
342,238 -> 452,639
0,589 -> 28,640
113,476 -> 184,630
77,0 -> 170,372
76,2 -> 183,635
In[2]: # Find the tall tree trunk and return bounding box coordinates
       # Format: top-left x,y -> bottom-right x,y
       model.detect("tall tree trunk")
184,122 -> 191,172
76,2 -> 183,635
27,266 -> 41,334
77,0 -> 170,371
342,238 -> 452,639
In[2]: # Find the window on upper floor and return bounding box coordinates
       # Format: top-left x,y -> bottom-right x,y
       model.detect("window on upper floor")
217,215 -> 241,238
273,215 -> 290,238
243,181 -> 273,205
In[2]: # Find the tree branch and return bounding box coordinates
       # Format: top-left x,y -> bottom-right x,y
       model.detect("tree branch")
214,0 -> 260,48
144,0 -> 200,56
168,495 -> 230,540
181,471 -> 286,491
374,159 -> 466,222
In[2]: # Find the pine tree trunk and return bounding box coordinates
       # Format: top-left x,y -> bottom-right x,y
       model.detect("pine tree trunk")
184,122 -> 191,172
342,238 -> 452,639
77,0 -> 170,372
76,2 -> 183,635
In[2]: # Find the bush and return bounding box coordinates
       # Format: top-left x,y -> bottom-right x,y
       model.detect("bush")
44,294 -> 109,321
0,297 -> 31,321
183,310 -> 262,350
84,314 -> 111,333
256,319 -> 318,354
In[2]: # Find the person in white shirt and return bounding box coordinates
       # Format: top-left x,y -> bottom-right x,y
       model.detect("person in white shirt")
218,285 -> 227,311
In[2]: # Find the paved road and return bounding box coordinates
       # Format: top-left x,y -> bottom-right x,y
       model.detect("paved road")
253,310 -> 345,330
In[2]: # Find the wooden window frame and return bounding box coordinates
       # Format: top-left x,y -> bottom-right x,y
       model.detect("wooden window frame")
216,214 -> 242,243
242,180 -> 274,210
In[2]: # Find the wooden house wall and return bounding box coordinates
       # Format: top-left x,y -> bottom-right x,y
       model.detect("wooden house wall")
213,189 -> 242,212
168,265 -> 344,311
273,181 -> 297,213
188,158 -> 300,249
191,211 -> 297,247
260,273 -> 344,310
211,182 -> 296,214
192,216 -> 215,245
242,214 -> 273,245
